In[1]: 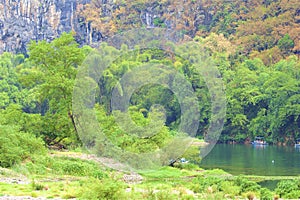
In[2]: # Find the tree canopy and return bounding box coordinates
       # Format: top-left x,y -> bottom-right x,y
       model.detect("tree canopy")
0,28 -> 300,149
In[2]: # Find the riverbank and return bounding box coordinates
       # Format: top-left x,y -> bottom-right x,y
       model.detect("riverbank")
220,137 -> 299,147
1,151 -> 299,199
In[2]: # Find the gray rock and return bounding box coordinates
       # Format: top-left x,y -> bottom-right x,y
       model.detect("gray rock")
0,0 -> 103,54
0,0 -> 213,54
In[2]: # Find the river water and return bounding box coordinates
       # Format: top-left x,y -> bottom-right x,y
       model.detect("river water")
200,144 -> 300,176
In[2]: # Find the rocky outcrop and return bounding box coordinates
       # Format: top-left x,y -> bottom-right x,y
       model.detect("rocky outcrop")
0,0 -> 213,54
0,0 -> 101,54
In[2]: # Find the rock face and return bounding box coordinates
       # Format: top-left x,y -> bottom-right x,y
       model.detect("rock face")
0,0 -> 100,54
0,0 -> 213,54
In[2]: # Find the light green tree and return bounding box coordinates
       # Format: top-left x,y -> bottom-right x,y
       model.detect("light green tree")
22,33 -> 86,146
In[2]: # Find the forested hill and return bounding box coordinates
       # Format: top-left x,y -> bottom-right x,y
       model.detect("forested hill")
0,0 -> 300,149
1,0 -> 300,60
78,0 -> 300,62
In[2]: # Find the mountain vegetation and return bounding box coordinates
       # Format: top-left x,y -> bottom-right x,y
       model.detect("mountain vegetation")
1,0 -> 300,199
1,29 -> 299,151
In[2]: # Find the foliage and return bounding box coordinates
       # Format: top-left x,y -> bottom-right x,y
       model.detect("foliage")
77,0 -> 300,60
93,104 -> 173,154
20,155 -> 105,179
278,34 -> 294,53
192,176 -> 223,193
20,32 -> 86,146
260,188 -> 274,200
0,125 -> 46,168
275,180 -> 300,198
234,176 -> 261,193
1,31 -> 300,153
0,53 -> 24,108
0,10 -> 300,181
79,178 -> 126,200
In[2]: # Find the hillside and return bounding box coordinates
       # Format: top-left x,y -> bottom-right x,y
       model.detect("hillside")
0,1 -> 300,146
1,0 -> 299,61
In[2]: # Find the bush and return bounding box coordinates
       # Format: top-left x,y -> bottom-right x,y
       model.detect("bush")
260,188 -> 273,200
234,176 -> 261,193
0,125 -> 46,167
24,156 -> 105,179
31,180 -> 45,191
143,189 -> 178,200
220,181 -> 240,196
192,176 -> 223,193
275,180 -> 300,198
80,178 -> 126,200
284,190 -> 300,199
153,17 -> 166,27
174,163 -> 199,170
278,34 -> 294,52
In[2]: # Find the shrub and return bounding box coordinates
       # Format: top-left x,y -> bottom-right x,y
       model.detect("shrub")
80,178 -> 126,200
147,190 -> 177,200
24,156 -> 105,179
153,17 -> 166,27
174,163 -> 199,170
275,180 -> 300,198
260,188 -> 273,200
278,34 -> 294,52
203,168 -> 227,175
31,180 -> 44,191
193,176 -> 223,193
0,125 -> 46,167
284,190 -> 300,199
220,181 -> 240,196
234,176 -> 261,193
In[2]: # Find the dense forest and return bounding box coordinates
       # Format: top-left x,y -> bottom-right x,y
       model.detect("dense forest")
1,31 -> 300,154
0,0 -> 300,157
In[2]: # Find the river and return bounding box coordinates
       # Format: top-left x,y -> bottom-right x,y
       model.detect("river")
200,144 -> 300,176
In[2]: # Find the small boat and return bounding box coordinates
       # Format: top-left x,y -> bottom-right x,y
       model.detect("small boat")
252,136 -> 268,145
295,138 -> 300,148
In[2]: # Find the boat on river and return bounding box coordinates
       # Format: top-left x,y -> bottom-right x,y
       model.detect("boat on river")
295,138 -> 300,148
252,136 -> 268,145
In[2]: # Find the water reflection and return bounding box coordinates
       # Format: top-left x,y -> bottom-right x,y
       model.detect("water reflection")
252,144 -> 268,149
200,144 -> 300,176
295,146 -> 300,152
258,180 -> 280,190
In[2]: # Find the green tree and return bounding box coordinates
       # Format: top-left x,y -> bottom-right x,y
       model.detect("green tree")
24,33 -> 86,146
278,34 -> 294,53
0,53 -> 24,108
0,125 -> 46,168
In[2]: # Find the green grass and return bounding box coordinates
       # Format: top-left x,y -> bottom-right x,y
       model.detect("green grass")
139,166 -> 194,179
12,155 -> 106,179
0,151 -> 294,200
0,179 -> 88,199
0,153 -> 110,198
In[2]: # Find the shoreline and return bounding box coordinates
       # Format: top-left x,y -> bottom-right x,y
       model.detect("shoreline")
213,141 -> 299,147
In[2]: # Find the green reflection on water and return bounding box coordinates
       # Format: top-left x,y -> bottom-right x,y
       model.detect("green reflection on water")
200,144 -> 300,176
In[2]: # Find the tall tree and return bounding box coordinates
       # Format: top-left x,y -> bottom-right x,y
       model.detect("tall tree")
25,33 -> 86,146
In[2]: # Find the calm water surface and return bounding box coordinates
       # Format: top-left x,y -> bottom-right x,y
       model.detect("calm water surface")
200,144 -> 300,176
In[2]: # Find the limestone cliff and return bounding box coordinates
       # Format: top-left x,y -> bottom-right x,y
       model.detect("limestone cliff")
0,0 -> 213,54
0,0 -> 101,54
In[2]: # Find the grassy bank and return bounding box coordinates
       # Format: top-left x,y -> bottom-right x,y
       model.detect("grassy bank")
1,151 -> 300,199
